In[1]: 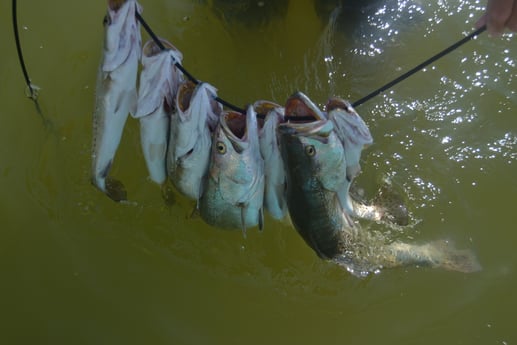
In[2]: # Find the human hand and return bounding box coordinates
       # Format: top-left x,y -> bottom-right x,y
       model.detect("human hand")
476,0 -> 517,35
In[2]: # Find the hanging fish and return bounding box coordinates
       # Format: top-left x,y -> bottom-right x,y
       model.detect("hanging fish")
199,107 -> 265,234
135,38 -> 183,185
279,92 -> 481,276
168,80 -> 221,202
91,0 -> 142,201
254,100 -> 287,220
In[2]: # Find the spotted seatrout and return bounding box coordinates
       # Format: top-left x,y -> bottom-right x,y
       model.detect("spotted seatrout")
91,0 -> 141,201
279,92 -> 481,277
199,106 -> 264,234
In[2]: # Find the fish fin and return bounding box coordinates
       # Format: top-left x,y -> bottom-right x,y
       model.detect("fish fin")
160,180 -> 176,207
336,186 -> 355,215
427,240 -> 482,273
258,207 -> 264,231
240,205 -> 248,238
105,176 -> 127,202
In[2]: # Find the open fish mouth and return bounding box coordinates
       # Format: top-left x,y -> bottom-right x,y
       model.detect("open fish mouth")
108,0 -> 128,12
220,111 -> 249,153
326,96 -> 352,112
279,92 -> 330,137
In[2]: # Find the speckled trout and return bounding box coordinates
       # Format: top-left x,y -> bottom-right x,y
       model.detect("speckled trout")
279,92 -> 481,277
199,106 -> 264,234
91,0 -> 141,201
135,38 -> 183,185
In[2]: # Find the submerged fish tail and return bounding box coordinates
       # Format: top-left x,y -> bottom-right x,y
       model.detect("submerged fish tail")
379,240 -> 481,273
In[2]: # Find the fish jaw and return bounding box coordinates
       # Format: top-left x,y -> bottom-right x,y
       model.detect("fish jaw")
255,101 -> 287,220
135,38 -> 183,119
285,92 -> 326,121
200,107 -> 265,230
326,97 -> 373,181
103,0 -> 142,73
138,109 -> 168,184
135,38 -> 183,185
168,82 -> 221,201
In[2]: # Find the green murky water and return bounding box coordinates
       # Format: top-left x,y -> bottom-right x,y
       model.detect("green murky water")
1,0 -> 516,344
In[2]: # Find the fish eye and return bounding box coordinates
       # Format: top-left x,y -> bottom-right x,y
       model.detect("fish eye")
305,145 -> 316,157
216,141 -> 226,154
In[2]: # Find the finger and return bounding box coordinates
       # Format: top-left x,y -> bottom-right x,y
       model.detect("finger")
505,2 -> 517,32
486,0 -> 513,35
475,13 -> 488,29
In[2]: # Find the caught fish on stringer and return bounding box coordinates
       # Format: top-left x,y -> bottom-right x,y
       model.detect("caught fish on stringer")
279,92 -> 481,277
87,1 -> 483,277
91,0 -> 142,202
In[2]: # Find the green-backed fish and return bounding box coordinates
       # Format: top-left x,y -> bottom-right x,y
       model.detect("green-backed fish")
255,100 -> 287,220
279,92 -> 481,277
135,38 -> 183,185
168,80 -> 221,202
199,106 -> 264,234
91,0 -> 142,201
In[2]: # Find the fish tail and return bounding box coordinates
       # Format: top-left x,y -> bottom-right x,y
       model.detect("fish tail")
382,240 -> 481,273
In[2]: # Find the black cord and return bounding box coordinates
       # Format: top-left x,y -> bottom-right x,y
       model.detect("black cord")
136,11 -> 485,116
136,11 -> 247,114
351,25 -> 486,108
12,0 -> 35,98
12,0 -> 44,116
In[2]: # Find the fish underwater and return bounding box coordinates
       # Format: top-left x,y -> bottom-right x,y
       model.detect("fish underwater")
279,92 -> 481,277
199,106 -> 265,234
91,0 -> 142,201
135,38 -> 183,185
255,100 -> 287,220
168,80 -> 221,202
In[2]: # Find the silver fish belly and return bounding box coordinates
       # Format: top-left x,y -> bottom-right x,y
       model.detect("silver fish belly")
91,0 -> 142,201
199,107 -> 265,233
255,100 -> 287,220
135,38 -> 183,185
168,80 -> 221,202
280,92 -> 480,276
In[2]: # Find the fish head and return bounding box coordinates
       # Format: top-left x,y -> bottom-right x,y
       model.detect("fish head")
326,96 -> 373,181
209,107 -> 263,202
210,111 -> 249,183
279,93 -> 347,192
254,100 -> 285,156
